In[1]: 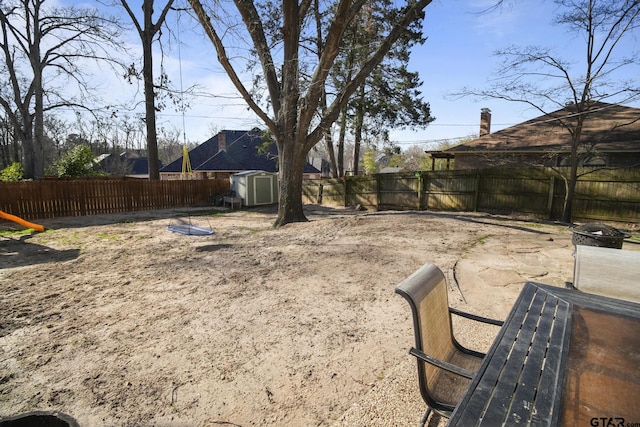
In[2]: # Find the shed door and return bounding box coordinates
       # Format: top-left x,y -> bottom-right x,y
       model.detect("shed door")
254,176 -> 274,204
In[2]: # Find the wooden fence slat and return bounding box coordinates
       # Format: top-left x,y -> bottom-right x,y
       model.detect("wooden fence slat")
304,168 -> 640,223
0,178 -> 230,221
2,168 -> 640,223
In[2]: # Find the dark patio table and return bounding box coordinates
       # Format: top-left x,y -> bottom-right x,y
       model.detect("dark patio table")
446,281 -> 640,427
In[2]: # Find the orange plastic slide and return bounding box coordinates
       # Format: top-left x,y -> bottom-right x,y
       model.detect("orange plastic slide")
0,210 -> 45,232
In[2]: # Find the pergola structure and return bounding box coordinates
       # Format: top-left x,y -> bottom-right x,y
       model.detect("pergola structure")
425,151 -> 455,170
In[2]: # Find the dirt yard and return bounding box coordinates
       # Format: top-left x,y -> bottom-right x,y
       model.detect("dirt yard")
0,205 -> 627,427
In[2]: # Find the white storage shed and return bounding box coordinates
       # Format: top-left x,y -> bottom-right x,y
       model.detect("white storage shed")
230,170 -> 278,207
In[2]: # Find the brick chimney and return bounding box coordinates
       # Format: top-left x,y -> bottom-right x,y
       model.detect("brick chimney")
217,131 -> 226,152
480,108 -> 491,136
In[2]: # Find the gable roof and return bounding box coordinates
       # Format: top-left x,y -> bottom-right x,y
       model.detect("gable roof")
161,128 -> 320,174
197,130 -> 278,172
447,102 -> 640,154
98,152 -> 162,176
128,157 -> 158,175
161,129 -> 271,173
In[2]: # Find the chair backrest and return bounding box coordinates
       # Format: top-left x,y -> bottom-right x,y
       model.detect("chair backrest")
573,245 -> 640,304
395,263 -> 458,409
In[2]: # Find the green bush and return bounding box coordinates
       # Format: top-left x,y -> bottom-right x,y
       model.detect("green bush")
0,162 -> 24,182
363,148 -> 378,175
56,145 -> 103,178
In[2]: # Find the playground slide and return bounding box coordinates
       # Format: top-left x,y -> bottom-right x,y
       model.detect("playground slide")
0,210 -> 45,232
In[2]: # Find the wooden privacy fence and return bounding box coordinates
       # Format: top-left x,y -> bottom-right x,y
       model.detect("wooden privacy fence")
1,168 -> 638,223
0,179 -> 230,220
302,168 -> 640,223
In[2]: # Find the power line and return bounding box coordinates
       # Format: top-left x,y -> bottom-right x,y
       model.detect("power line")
392,135 -> 475,145
424,122 -> 516,127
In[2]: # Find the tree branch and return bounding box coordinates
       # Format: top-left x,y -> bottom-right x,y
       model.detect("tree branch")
187,0 -> 276,130
309,0 -> 432,150
234,0 -> 282,117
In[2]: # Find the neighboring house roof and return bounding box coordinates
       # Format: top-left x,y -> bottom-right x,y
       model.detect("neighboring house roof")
98,152 -> 161,176
232,169 -> 276,177
128,157 -> 159,175
161,128 -> 320,174
447,102 -> 640,154
378,167 -> 409,173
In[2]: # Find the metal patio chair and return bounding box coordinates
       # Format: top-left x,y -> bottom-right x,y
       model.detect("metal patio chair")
572,245 -> 640,304
395,262 -> 504,426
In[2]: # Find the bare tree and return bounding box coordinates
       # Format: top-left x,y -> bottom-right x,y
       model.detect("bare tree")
0,111 -> 18,168
158,125 -> 192,165
119,0 -> 175,180
403,145 -> 430,171
0,0 -> 125,179
188,0 -> 432,226
457,0 -> 640,223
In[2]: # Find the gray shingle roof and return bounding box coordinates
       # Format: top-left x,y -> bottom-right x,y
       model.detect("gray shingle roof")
161,129 -> 320,174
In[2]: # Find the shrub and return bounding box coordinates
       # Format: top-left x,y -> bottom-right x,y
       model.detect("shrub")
0,162 -> 24,182
55,145 -> 103,178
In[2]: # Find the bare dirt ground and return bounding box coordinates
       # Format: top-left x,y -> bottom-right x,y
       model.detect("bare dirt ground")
1,205 -> 636,427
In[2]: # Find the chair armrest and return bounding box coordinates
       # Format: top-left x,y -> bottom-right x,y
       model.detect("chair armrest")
449,307 -> 504,326
409,348 -> 475,379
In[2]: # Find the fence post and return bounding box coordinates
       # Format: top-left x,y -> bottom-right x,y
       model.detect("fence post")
547,176 -> 555,219
376,175 -> 382,210
343,177 -> 349,207
423,173 -> 430,210
415,172 -> 422,210
473,174 -> 480,212
80,181 -> 87,217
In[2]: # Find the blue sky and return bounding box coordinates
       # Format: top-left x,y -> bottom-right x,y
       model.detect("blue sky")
394,0 -> 640,147
91,0 -> 639,150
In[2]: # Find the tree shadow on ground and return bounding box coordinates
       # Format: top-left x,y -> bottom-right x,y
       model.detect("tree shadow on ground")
365,209 -> 562,235
0,234 -> 79,269
194,243 -> 233,252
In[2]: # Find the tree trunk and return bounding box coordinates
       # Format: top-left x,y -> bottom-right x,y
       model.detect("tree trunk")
319,86 -> 337,177
323,132 -> 338,178
21,127 -> 35,179
143,1 -> 160,180
337,106 -> 347,176
560,108 -> 587,223
12,131 -> 20,164
21,2 -> 43,179
351,128 -> 361,175
275,138 -> 308,227
33,106 -> 45,178
561,168 -> 577,223
33,75 -> 45,178
561,133 -> 581,223
351,87 -> 365,175
0,123 -> 8,167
